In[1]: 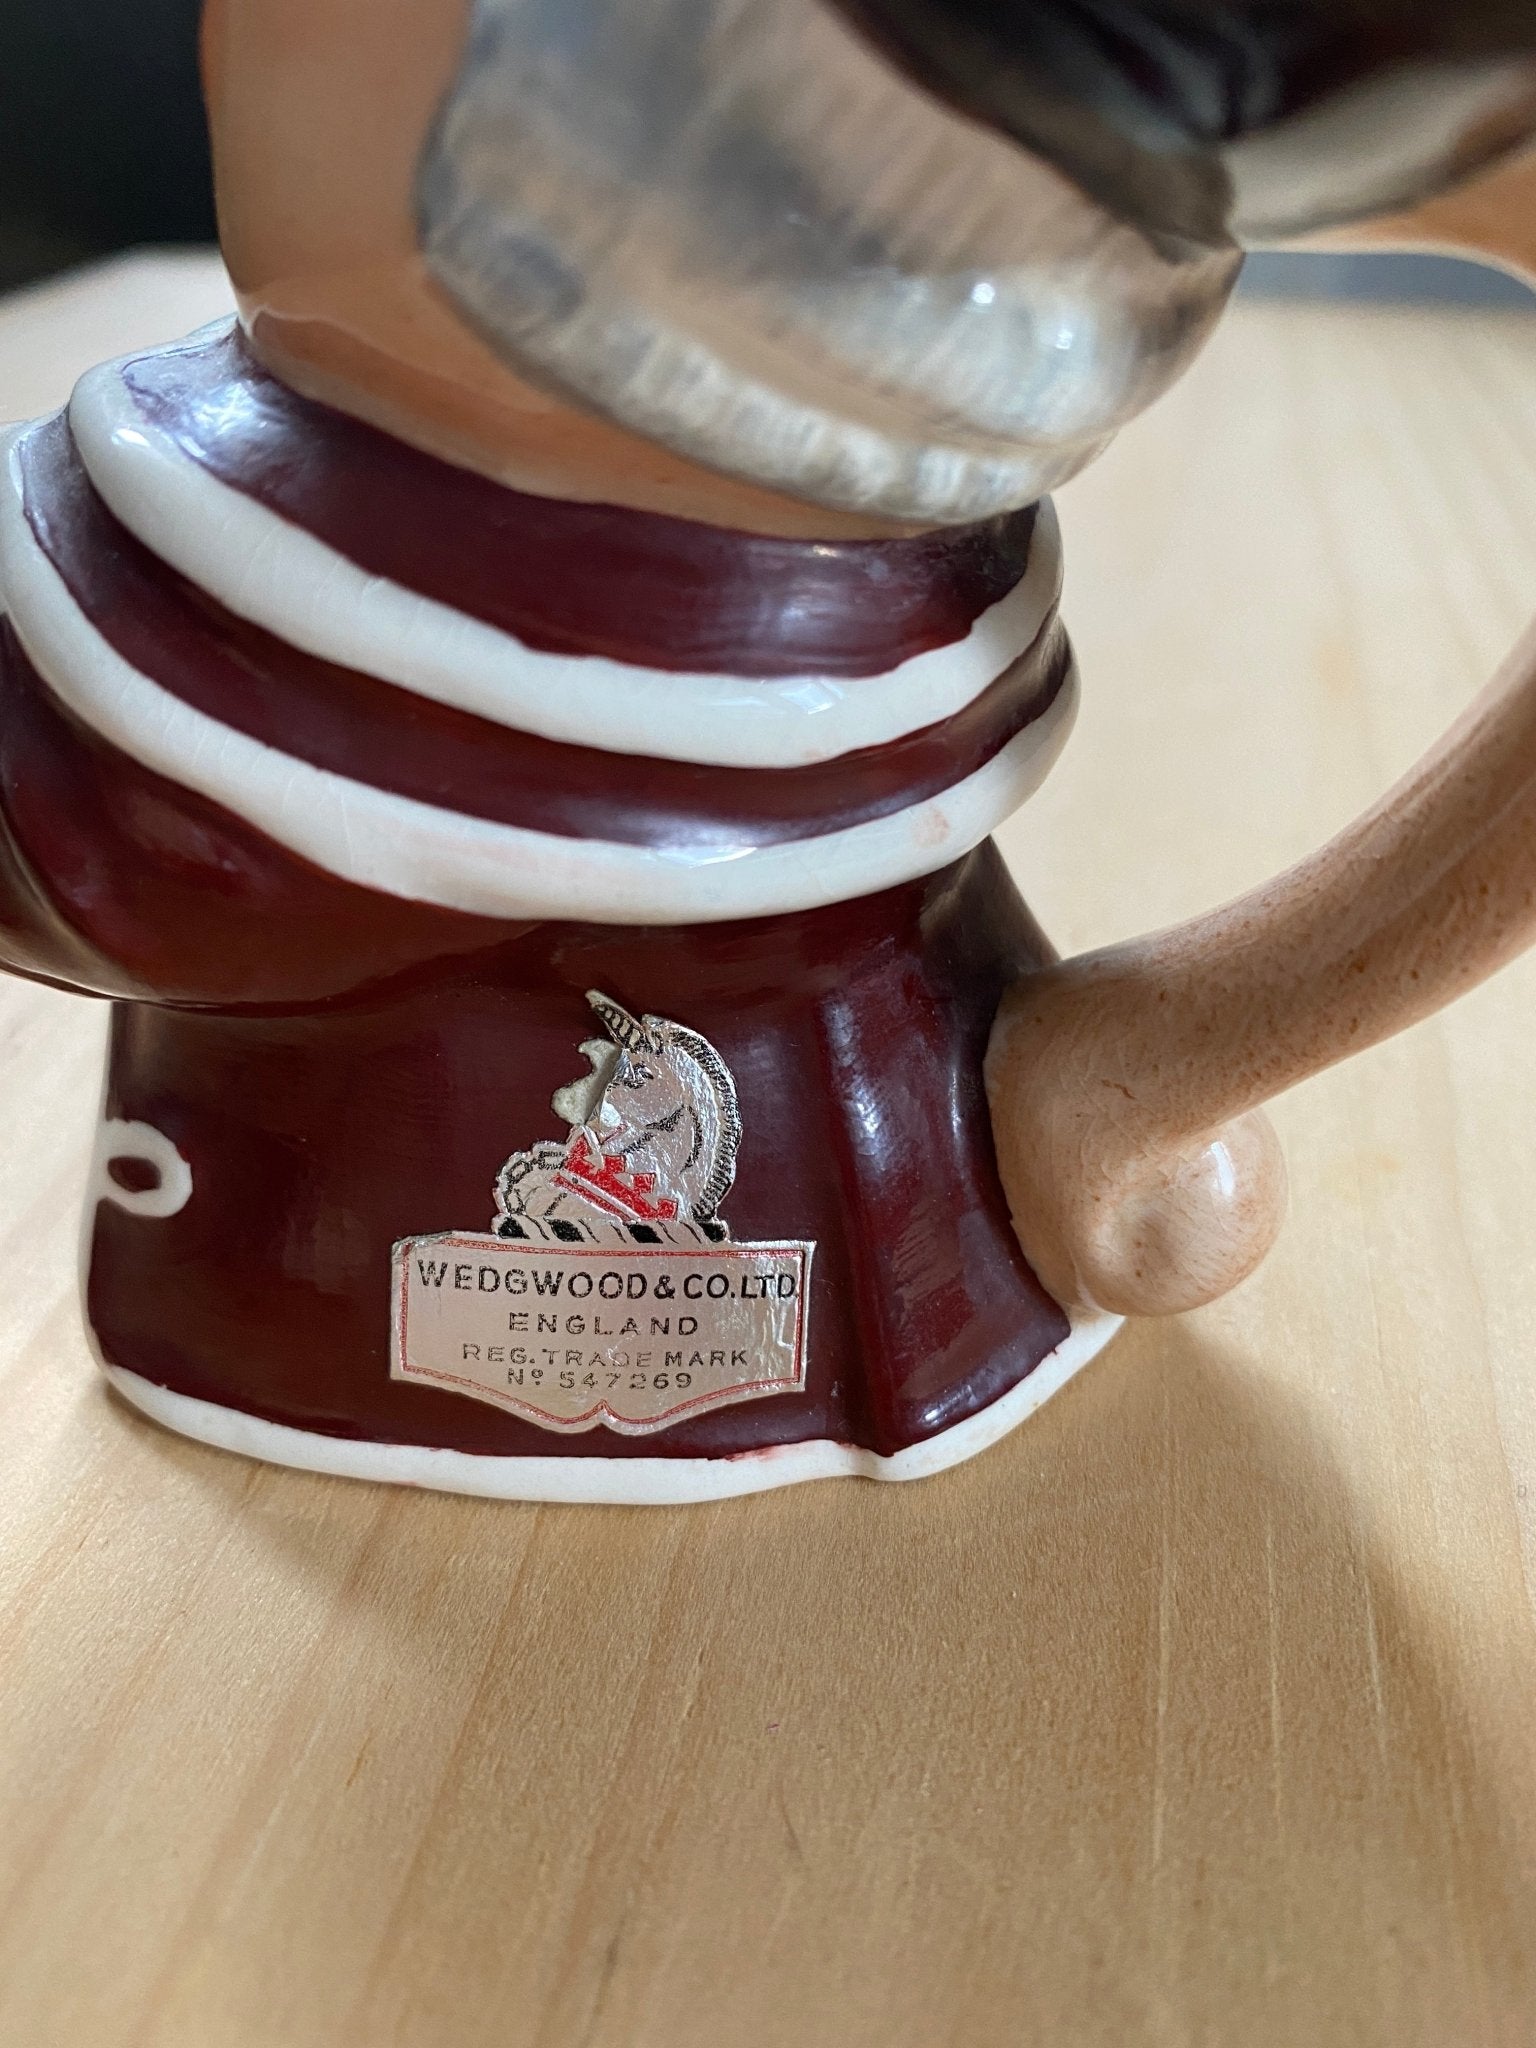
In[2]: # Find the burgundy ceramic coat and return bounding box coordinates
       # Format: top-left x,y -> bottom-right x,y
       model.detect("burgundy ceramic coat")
0,324 -> 1115,1501
18,0 -> 1527,1500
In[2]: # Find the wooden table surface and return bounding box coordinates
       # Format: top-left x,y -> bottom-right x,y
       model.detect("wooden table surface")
2,253 -> 1535,2048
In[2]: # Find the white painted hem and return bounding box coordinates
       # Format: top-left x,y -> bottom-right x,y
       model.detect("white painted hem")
70,348 -> 1064,770
0,452 -> 1076,925
103,1312 -> 1123,1504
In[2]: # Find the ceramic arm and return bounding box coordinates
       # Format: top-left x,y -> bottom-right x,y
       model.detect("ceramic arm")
987,160 -> 1536,1316
987,617 -> 1536,1312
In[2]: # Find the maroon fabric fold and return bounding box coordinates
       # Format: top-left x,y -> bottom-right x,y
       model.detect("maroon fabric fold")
115,323 -> 1039,678
0,623 -> 1072,1461
20,415 -> 1070,853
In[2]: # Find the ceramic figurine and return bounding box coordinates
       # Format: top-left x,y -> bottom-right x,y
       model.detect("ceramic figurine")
0,0 -> 1532,1501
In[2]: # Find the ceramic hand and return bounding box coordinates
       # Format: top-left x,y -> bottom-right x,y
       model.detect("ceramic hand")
987,158 -> 1536,1316
989,614 -> 1536,1315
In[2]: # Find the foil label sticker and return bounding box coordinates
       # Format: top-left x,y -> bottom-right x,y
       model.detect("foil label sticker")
392,1236 -> 812,1432
391,991 -> 815,1434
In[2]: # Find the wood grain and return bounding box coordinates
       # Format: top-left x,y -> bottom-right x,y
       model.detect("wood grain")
986,141 -> 1536,1321
1,253 -> 1535,2048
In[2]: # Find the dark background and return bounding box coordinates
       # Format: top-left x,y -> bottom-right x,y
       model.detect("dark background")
0,0 -> 213,292
0,0 -> 1527,307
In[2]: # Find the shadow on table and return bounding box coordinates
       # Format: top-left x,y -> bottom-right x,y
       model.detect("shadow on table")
116,1320 -> 1536,2048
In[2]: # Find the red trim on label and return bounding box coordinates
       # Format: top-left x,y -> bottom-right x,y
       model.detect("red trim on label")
391,1234 -> 813,1435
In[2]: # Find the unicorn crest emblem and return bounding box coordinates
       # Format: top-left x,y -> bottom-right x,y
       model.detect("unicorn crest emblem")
494,992 -> 743,1248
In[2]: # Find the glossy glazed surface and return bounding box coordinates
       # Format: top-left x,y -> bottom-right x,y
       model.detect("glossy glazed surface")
16,411 -> 1068,855
985,155 -> 1536,1320
115,327 -> 1038,680
412,0 -> 1238,522
67,332 -> 1066,772
36,794 -> 1073,1458
2,336 -> 1074,933
80,847 -> 1067,1463
202,0 -> 918,538
0,321 -> 1075,1471
7,13 -> 1532,1490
